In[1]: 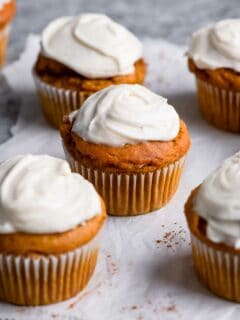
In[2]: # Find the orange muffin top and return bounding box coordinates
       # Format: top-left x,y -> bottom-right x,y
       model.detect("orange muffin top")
0,198 -> 106,255
35,14 -> 146,89
186,152 -> 240,254
34,54 -> 146,91
61,84 -> 190,172
0,155 -> 107,256
188,20 -> 240,91
185,188 -> 240,254
188,58 -> 240,91
0,0 -> 15,29
61,118 -> 190,172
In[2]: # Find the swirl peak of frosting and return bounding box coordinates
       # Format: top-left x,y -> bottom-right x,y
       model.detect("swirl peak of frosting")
0,155 -> 101,234
189,19 -> 240,71
71,84 -> 180,147
194,152 -> 240,248
41,13 -> 142,78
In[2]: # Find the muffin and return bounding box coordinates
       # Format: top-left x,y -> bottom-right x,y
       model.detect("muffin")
185,152 -> 240,302
0,154 -> 106,306
0,0 -> 15,67
33,13 -> 146,128
188,19 -> 240,132
61,84 -> 191,216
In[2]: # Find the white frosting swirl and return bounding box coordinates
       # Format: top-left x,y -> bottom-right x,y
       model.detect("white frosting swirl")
71,84 -> 180,147
0,155 -> 101,234
194,152 -> 240,248
189,19 -> 240,71
41,13 -> 142,78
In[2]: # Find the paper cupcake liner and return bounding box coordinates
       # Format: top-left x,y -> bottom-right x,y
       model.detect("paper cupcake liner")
196,78 -> 240,132
0,234 -> 100,306
191,233 -> 240,302
64,146 -> 186,216
0,24 -> 10,67
33,73 -> 94,128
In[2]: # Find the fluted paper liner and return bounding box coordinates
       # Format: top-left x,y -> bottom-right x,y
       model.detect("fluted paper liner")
64,146 -> 186,216
196,78 -> 240,133
191,233 -> 240,302
33,73 -> 94,128
0,233 -> 100,306
0,24 -> 10,67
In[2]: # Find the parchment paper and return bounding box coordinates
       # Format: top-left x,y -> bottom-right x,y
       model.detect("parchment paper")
0,35 -> 240,320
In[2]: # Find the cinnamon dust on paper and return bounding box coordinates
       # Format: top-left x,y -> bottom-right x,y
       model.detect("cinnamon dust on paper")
155,223 -> 187,250
106,253 -> 118,276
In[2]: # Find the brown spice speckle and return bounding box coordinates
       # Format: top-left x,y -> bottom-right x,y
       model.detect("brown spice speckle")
106,253 -> 118,276
162,304 -> 176,312
156,223 -> 187,251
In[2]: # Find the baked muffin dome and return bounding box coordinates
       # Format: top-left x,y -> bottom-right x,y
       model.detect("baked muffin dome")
33,14 -> 146,128
61,84 -> 191,215
188,19 -> 240,132
0,154 -> 106,305
185,152 -> 240,302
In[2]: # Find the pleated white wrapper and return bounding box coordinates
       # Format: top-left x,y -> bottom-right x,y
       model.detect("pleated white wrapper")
64,144 -> 186,216
191,233 -> 240,302
196,78 -> 240,132
0,230 -> 101,306
33,72 -> 93,128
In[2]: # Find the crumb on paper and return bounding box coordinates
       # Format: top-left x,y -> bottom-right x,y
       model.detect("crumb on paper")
162,303 -> 176,312
155,223 -> 187,251
153,301 -> 178,314
121,304 -> 142,312
106,253 -> 118,276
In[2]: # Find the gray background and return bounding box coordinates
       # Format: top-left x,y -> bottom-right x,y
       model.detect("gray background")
1,0 -> 240,143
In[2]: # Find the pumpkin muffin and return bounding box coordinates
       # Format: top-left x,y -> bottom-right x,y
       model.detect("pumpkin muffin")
33,13 -> 146,128
0,0 -> 15,67
188,19 -> 240,132
0,154 -> 106,306
61,84 -> 191,216
185,152 -> 240,302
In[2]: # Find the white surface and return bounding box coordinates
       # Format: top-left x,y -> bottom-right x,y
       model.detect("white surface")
0,35 -> 240,320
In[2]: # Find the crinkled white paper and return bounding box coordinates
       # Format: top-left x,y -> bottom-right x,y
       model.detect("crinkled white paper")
0,35 -> 240,320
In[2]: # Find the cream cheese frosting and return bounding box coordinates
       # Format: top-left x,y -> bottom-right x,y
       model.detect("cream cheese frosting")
71,84 -> 180,147
189,19 -> 240,71
194,152 -> 240,248
41,13 -> 142,79
0,155 -> 101,234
